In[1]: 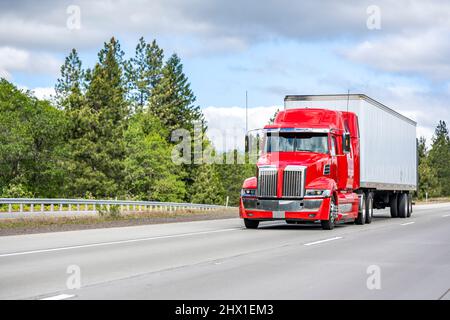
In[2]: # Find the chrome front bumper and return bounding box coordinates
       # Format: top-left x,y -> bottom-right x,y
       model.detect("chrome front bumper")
242,198 -> 323,212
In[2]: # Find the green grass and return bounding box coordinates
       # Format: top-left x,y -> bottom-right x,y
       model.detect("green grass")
414,197 -> 450,204
0,208 -> 238,231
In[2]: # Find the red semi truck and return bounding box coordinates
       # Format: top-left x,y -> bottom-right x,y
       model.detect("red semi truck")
240,94 -> 417,230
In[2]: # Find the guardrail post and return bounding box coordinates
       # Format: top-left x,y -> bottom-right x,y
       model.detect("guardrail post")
93,204 -> 96,212
8,204 -> 12,213
41,203 -> 44,212
77,204 -> 80,211
59,203 -> 62,212
19,203 -> 23,213
50,204 -> 54,212
30,204 -> 34,212
68,204 -> 71,212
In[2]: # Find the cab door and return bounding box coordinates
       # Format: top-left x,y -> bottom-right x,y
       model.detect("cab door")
329,135 -> 340,187
335,134 -> 349,191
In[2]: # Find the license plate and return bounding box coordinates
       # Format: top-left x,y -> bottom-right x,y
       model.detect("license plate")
273,211 -> 285,219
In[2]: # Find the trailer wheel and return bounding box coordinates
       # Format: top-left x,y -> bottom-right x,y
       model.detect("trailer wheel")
244,219 -> 259,229
365,192 -> 374,224
407,194 -> 413,217
398,193 -> 408,218
390,194 -> 398,218
321,197 -> 337,230
356,193 -> 366,225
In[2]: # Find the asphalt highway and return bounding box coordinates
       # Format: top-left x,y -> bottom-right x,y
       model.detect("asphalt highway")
0,203 -> 449,300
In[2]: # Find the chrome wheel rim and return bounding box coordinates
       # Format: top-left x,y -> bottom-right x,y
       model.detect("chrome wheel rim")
330,199 -> 337,223
361,194 -> 366,220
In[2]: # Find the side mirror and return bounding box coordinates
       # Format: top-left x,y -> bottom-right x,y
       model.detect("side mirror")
245,135 -> 249,153
343,133 -> 351,153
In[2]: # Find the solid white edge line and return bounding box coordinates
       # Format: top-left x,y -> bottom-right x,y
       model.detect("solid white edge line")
0,228 -> 240,258
41,294 -> 75,300
304,236 -> 343,246
400,222 -> 415,226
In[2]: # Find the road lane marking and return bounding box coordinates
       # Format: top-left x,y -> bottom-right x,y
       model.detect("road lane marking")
41,294 -> 75,300
304,237 -> 343,246
400,222 -> 415,226
0,228 -> 240,258
443,214 -> 450,217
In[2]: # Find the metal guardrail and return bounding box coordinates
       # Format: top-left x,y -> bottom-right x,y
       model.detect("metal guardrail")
0,198 -> 230,214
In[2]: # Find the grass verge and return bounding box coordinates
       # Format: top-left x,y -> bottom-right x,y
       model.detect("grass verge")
0,208 -> 239,236
414,197 -> 450,205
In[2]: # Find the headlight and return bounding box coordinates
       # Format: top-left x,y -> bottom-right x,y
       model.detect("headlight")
241,188 -> 256,196
305,189 -> 331,197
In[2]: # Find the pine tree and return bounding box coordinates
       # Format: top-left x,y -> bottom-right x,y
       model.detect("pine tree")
55,48 -> 85,110
126,37 -> 164,112
428,121 -> 450,196
66,37 -> 129,197
417,136 -> 427,166
149,53 -> 203,136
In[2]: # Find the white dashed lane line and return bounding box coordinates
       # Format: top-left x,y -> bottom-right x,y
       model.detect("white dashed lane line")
0,228 -> 240,258
304,237 -> 343,246
40,294 -> 75,300
400,221 -> 415,226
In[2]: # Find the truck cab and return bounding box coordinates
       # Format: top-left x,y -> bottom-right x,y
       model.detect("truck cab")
240,108 -> 364,230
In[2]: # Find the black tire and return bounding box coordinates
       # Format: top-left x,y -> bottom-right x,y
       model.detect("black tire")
390,194 -> 398,218
356,193 -> 366,225
321,197 -> 336,230
244,219 -> 259,229
365,192 -> 374,224
398,193 -> 408,218
407,194 -> 413,217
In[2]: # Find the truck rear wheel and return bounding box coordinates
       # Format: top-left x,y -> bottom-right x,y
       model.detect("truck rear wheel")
365,192 -> 374,224
390,194 -> 399,218
407,194 -> 413,217
244,219 -> 259,229
356,193 -> 366,225
398,193 -> 408,218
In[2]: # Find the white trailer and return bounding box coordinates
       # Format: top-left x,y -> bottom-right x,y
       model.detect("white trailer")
284,94 -> 417,216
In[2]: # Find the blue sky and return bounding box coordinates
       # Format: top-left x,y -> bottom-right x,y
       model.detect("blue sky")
1,0 -> 449,150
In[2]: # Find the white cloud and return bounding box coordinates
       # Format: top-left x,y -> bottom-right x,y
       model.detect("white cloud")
31,87 -> 55,100
0,68 -> 11,80
343,28 -> 450,80
0,46 -> 61,76
202,105 -> 280,151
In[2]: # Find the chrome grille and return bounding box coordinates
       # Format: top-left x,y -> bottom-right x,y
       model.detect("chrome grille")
257,167 -> 278,197
323,164 -> 330,175
283,166 -> 306,198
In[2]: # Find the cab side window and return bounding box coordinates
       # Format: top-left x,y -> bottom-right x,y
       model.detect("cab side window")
331,136 -> 337,156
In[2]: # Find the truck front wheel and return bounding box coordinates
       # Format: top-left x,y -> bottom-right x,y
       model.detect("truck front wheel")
365,192 -> 374,224
356,193 -> 366,225
398,193 -> 408,218
321,197 -> 337,230
244,219 -> 259,229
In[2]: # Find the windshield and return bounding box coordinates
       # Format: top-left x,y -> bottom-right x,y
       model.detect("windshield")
264,132 -> 329,154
